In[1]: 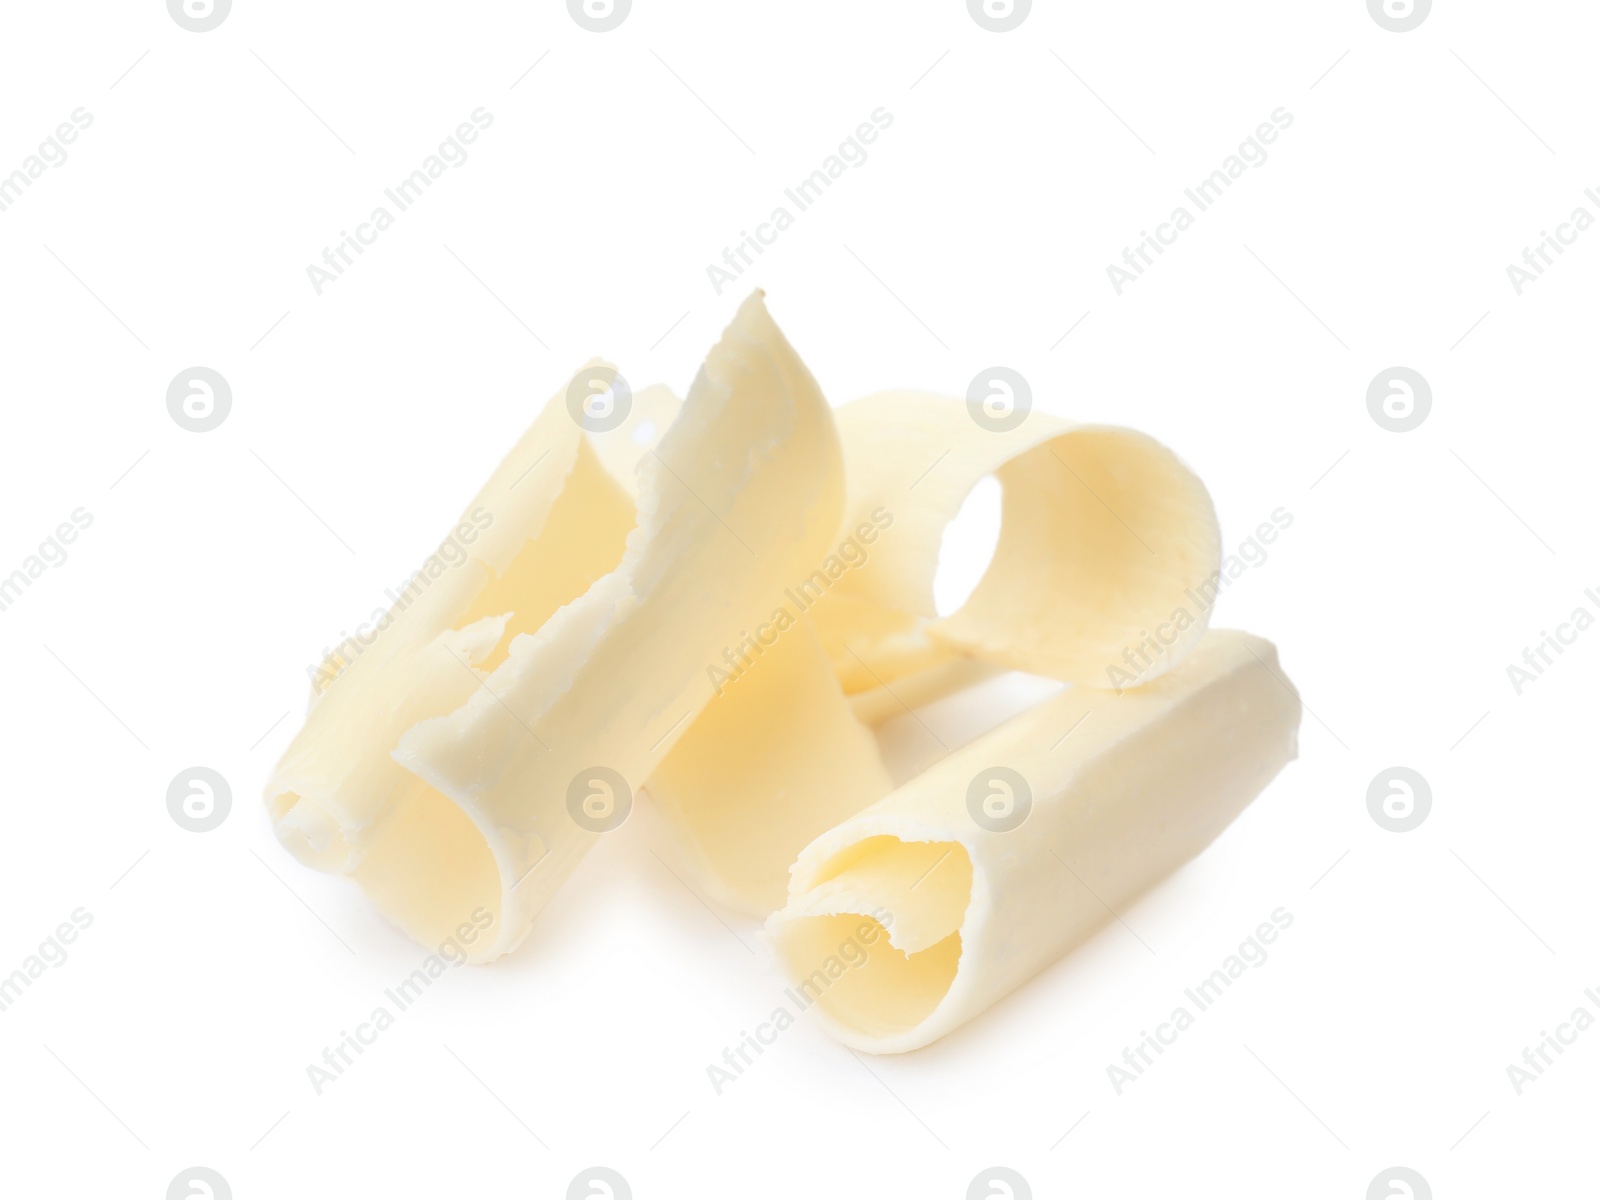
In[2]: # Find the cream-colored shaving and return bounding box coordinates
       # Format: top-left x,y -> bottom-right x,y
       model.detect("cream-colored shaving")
766,629 -> 1300,1053
264,293 -> 1299,1057
265,294 -> 843,961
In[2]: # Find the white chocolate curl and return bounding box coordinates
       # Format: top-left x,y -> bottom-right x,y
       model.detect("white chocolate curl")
265,294 -> 843,962
646,390 -> 1228,916
764,629 -> 1300,1053
264,292 -> 1302,1056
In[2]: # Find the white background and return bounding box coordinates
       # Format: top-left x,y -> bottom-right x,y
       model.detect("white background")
0,1 -> 1594,1197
